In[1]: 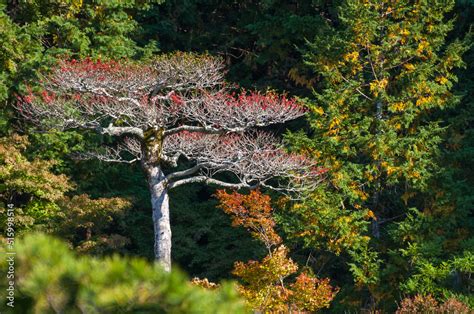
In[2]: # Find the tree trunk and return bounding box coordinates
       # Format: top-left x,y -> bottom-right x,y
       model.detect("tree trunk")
372,101 -> 383,239
146,165 -> 172,272
141,128 -> 172,271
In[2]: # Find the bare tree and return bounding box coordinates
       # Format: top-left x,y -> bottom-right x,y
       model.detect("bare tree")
17,53 -> 324,271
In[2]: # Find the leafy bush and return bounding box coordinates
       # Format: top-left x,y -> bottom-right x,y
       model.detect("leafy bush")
396,294 -> 471,313
0,233 -> 248,313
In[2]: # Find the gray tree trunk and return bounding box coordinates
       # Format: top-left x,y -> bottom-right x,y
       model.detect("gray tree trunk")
146,165 -> 172,272
140,128 -> 172,271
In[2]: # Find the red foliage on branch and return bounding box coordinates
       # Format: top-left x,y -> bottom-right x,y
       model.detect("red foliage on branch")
223,91 -> 304,112
216,189 -> 281,248
60,57 -> 119,73
16,55 -> 323,195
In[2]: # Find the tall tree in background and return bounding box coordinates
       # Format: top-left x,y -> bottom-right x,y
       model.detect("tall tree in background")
285,0 -> 468,309
17,54 -> 323,271
391,1 -> 474,305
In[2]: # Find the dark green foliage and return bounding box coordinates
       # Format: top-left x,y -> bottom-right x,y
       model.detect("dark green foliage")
6,0 -> 162,60
138,0 -> 335,91
0,5 -> 43,102
170,184 -> 265,281
388,1 -> 474,307
0,1 -> 161,134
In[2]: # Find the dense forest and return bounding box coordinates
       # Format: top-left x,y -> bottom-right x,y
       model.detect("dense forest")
0,0 -> 473,312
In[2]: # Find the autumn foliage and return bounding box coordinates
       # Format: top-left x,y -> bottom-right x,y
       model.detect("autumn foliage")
216,190 -> 337,312
216,190 -> 281,249
396,295 -> 471,314
191,277 -> 220,290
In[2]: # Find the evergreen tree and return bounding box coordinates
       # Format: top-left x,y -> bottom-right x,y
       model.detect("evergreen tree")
285,0 -> 469,310
392,1 -> 474,306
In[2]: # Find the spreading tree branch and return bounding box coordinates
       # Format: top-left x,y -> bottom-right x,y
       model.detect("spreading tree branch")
16,55 -> 321,197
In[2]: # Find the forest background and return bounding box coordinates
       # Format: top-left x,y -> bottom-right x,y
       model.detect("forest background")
0,0 -> 473,312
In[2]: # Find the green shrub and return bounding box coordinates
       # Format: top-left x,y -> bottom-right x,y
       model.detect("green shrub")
0,233 -> 248,313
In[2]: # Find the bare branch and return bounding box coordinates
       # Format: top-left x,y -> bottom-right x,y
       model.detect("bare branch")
74,137 -> 142,164
178,91 -> 306,131
162,131 -> 325,195
169,176 -> 256,190
153,52 -> 226,92
165,162 -> 215,181
99,124 -> 144,139
340,75 -> 373,101
163,125 -> 225,137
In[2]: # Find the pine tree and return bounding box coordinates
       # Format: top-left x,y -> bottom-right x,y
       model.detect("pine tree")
285,0 -> 469,310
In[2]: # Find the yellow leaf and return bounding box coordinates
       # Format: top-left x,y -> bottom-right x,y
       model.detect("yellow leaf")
379,78 -> 388,89
369,82 -> 379,96
313,106 -> 324,115
328,117 -> 340,133
416,96 -> 433,107
416,41 -> 429,55
369,79 -> 388,97
386,166 -> 397,176
344,51 -> 359,62
411,171 -> 421,178
5,59 -> 16,73
400,29 -> 410,36
366,210 -> 377,220
390,102 -> 407,112
436,76 -> 449,85
403,63 -> 415,71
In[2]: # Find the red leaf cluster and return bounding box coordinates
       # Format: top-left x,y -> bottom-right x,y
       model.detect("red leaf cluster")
216,189 -> 281,248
